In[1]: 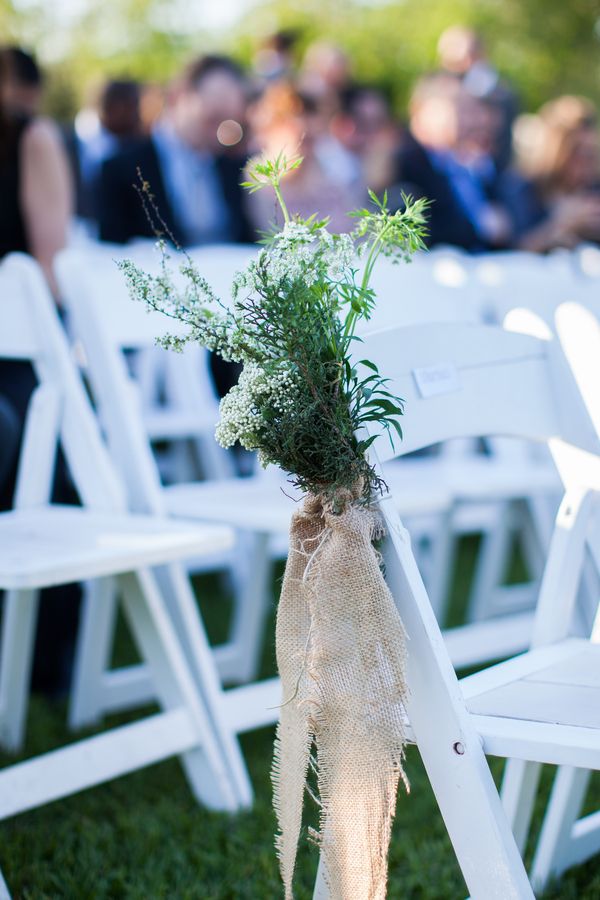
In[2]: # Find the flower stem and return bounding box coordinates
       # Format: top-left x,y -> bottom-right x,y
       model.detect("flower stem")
273,179 -> 290,225
341,221 -> 393,350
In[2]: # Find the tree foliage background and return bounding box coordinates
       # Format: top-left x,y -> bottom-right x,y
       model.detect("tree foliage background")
2,0 -> 600,119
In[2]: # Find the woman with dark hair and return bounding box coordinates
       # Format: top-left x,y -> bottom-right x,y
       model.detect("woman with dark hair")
0,46 -> 72,499
0,50 -> 76,695
0,46 -> 72,294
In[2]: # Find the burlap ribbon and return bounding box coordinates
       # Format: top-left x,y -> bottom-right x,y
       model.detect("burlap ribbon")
273,487 -> 409,900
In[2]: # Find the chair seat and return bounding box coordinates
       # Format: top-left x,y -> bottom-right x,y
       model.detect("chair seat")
163,471 -> 452,534
384,454 -> 560,503
0,505 -> 233,589
143,408 -> 214,441
461,639 -> 600,768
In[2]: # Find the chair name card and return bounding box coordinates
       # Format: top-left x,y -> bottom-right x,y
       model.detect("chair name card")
412,363 -> 461,399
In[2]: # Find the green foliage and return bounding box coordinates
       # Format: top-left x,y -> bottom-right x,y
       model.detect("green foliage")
240,151 -> 304,198
120,159 -> 428,506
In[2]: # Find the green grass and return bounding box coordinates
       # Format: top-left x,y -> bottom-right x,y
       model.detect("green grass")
2,539 -> 600,898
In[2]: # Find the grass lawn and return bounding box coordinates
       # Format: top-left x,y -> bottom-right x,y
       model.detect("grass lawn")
1,537 -> 600,899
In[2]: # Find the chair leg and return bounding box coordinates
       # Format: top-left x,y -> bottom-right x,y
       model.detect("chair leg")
117,568 -> 240,812
417,735 -> 534,898
383,528 -> 534,900
0,590 -> 40,752
216,531 -> 272,685
501,758 -> 543,853
423,510 -> 456,626
312,738 -> 533,900
68,561 -> 259,807
153,564 -> 254,807
467,501 -> 514,623
69,578 -> 118,729
531,766 -> 592,893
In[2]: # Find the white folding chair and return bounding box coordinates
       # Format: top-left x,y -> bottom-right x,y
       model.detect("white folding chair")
76,241 -> 246,484
0,252 -> 249,893
56,246 -> 293,694
135,241 -> 258,482
434,250 -> 571,637
308,308 -> 600,899
494,302 -> 600,892
367,250 -> 563,664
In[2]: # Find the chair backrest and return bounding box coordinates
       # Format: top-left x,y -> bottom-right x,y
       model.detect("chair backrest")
0,253 -> 124,512
360,251 -> 480,333
359,317 -> 600,493
471,250 -> 594,325
55,249 -> 171,514
56,245 -> 253,482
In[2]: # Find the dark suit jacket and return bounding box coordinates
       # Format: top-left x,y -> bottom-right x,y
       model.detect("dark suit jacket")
97,136 -> 254,245
393,133 -> 482,251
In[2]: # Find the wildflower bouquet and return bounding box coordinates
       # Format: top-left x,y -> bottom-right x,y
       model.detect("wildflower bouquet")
120,155 -> 428,900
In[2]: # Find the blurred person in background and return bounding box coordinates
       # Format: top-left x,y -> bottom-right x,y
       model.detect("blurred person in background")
0,47 -> 72,293
253,30 -> 299,84
247,81 -> 365,233
139,82 -> 166,133
325,85 -> 400,194
299,41 -> 352,117
0,49 -> 78,697
0,45 -> 44,116
74,79 -> 143,225
98,55 -> 252,246
450,87 -> 515,245
437,25 -> 518,170
514,96 -> 600,251
392,72 -> 501,249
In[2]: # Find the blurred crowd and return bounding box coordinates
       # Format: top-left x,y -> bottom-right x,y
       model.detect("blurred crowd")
2,26 -> 600,292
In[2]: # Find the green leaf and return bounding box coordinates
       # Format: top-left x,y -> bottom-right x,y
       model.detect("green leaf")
357,359 -> 379,372
356,434 -> 378,453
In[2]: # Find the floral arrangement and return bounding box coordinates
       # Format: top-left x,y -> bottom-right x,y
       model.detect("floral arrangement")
119,154 -> 428,507
120,155 -> 429,900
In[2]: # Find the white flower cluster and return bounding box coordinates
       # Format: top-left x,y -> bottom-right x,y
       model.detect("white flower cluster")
231,222 -> 356,302
215,361 -> 300,459
320,231 -> 355,279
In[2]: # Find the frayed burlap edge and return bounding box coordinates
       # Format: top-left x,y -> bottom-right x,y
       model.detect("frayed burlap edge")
272,488 -> 409,900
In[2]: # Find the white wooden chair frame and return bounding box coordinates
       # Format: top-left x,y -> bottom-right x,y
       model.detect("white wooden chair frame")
311,306 -> 600,898
497,298 -> 600,892
0,254 -> 249,894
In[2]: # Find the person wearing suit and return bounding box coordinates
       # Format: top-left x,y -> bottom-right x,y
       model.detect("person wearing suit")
392,72 -> 510,251
98,55 -> 253,246
395,129 -> 481,250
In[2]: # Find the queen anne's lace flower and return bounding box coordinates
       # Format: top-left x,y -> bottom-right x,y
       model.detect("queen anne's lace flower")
215,361 -> 300,459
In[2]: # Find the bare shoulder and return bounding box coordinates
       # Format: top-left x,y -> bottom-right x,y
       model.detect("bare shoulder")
21,117 -> 64,157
